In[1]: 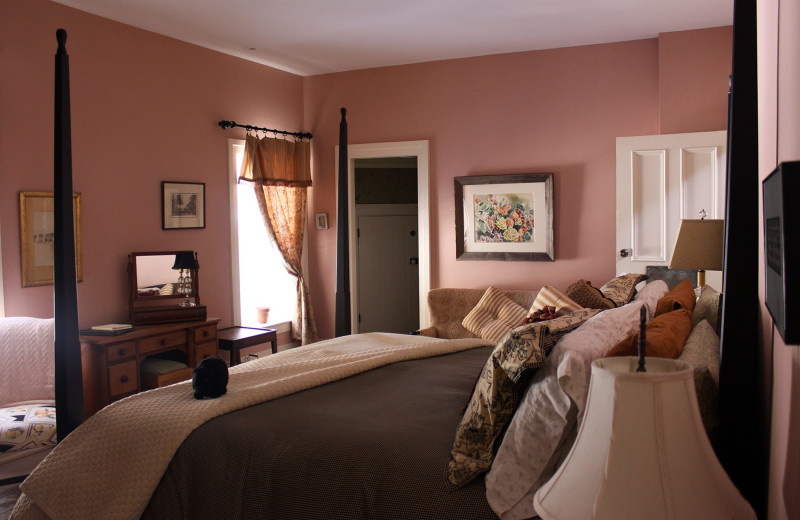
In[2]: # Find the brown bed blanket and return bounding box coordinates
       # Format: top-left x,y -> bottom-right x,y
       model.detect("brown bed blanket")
142,345 -> 500,520
12,333 -> 494,520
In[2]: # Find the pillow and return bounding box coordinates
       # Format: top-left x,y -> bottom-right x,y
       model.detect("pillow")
462,286 -> 529,342
678,319 -> 720,438
655,279 -> 697,316
485,280 -> 669,519
0,403 -> 57,457
566,279 -> 615,310
446,309 -> 599,489
693,285 -> 721,333
606,307 -> 693,359
599,273 -> 647,307
529,286 -> 583,316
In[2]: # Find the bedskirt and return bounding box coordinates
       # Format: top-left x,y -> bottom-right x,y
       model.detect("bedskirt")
142,346 -> 499,519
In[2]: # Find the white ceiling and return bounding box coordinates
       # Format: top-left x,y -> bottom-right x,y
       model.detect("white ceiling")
52,0 -> 733,76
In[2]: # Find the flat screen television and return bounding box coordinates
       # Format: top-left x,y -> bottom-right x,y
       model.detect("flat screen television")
762,161 -> 798,344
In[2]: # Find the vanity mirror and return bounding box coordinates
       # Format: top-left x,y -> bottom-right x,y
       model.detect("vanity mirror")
128,251 -> 207,325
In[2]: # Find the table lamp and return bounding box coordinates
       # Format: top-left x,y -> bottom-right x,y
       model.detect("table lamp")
533,354 -> 755,520
669,211 -> 724,290
172,251 -> 199,307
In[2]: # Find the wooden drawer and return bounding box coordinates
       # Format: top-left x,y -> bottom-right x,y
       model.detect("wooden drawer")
108,361 -> 138,398
106,341 -> 135,363
194,341 -> 218,364
193,324 -> 217,344
141,367 -> 192,390
138,331 -> 186,355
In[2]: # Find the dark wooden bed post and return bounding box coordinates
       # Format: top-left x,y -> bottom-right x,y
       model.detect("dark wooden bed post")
335,108 -> 351,337
716,0 -> 767,516
53,29 -> 84,441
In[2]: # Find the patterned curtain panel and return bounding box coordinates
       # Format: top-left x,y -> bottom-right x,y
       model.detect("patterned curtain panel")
241,135 -> 318,344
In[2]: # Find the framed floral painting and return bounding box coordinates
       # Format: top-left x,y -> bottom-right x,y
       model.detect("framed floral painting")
455,173 -> 553,261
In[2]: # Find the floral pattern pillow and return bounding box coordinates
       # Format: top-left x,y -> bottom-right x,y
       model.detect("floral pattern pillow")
566,279 -> 615,309
446,308 -> 600,489
599,273 -> 647,307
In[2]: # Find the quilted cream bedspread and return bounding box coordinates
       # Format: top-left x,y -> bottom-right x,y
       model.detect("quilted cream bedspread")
11,333 -> 492,520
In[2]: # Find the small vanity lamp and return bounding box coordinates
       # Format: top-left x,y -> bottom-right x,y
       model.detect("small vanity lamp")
669,211 -> 724,290
171,251 -> 199,307
533,356 -> 755,520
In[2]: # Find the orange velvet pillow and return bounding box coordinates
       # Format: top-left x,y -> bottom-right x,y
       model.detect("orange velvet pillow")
654,280 -> 697,317
606,308 -> 693,359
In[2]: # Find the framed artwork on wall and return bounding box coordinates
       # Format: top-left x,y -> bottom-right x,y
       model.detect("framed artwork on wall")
19,191 -> 82,287
455,173 -> 554,261
763,161 -> 798,344
162,181 -> 205,230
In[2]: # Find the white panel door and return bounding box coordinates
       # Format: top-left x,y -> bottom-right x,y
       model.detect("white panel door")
357,215 -> 419,333
616,131 -> 727,289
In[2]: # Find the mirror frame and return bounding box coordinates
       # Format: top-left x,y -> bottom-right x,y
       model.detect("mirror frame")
128,251 -> 206,325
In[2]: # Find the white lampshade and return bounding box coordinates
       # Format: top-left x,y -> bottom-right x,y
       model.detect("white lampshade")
533,357 -> 755,520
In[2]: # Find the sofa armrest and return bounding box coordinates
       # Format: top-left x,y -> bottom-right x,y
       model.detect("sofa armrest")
417,326 -> 439,338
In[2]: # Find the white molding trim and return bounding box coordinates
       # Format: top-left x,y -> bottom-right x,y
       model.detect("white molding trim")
335,140 -> 431,331
0,219 -> 5,317
227,138 -> 245,325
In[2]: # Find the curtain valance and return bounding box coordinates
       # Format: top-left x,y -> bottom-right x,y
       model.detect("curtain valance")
240,134 -> 312,187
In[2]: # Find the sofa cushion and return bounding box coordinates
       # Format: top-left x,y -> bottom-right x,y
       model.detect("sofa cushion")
693,285 -> 721,333
462,286 -> 529,342
566,279 -> 615,310
678,319 -> 720,438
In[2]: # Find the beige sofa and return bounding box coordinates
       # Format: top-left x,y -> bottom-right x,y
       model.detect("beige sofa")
417,288 -> 536,339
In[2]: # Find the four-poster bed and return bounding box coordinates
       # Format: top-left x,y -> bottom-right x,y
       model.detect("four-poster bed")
9,12 -> 762,517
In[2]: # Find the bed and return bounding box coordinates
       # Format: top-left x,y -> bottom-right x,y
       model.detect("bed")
8,27 -> 756,520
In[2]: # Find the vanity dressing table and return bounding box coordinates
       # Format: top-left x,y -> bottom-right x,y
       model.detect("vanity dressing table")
80,251 -> 218,418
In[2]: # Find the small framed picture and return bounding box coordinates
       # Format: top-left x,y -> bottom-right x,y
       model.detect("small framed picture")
162,182 -> 205,230
19,191 -> 82,287
315,212 -> 329,230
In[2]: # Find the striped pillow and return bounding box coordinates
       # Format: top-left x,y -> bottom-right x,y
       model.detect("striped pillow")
462,287 -> 529,342
529,286 -> 583,316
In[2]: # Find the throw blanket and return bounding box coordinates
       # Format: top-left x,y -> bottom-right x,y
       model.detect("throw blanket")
12,333 -> 493,520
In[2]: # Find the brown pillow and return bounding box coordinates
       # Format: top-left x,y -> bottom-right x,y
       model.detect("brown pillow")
566,279 -> 615,310
606,308 -> 693,359
655,280 -> 697,317
600,273 -> 647,307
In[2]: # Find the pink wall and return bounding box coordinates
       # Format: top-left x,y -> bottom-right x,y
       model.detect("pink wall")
303,31 -> 731,339
0,0 -> 304,328
658,27 -> 733,134
759,1 -> 800,518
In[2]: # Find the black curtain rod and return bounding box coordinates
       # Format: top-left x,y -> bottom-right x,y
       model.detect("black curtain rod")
218,120 -> 312,140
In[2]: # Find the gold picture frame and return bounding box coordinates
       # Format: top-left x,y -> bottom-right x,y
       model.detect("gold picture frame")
19,191 -> 82,287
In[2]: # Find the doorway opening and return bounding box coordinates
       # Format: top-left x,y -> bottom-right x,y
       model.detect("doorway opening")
336,140 -> 431,333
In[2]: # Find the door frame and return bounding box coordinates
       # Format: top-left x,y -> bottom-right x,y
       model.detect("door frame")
335,140 -> 431,331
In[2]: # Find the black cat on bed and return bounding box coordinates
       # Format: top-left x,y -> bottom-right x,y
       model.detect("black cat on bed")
192,356 -> 229,399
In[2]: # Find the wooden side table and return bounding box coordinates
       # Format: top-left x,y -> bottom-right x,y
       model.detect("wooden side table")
217,326 -> 277,366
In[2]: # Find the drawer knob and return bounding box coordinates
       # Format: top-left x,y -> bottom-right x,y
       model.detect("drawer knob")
118,348 -> 127,356
202,331 -> 209,337
160,338 -> 167,346
121,375 -> 129,383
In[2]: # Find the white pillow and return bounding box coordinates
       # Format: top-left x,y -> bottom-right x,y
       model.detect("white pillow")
485,280 -> 669,519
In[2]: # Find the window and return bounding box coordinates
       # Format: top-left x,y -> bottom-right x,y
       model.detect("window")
228,139 -> 297,330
